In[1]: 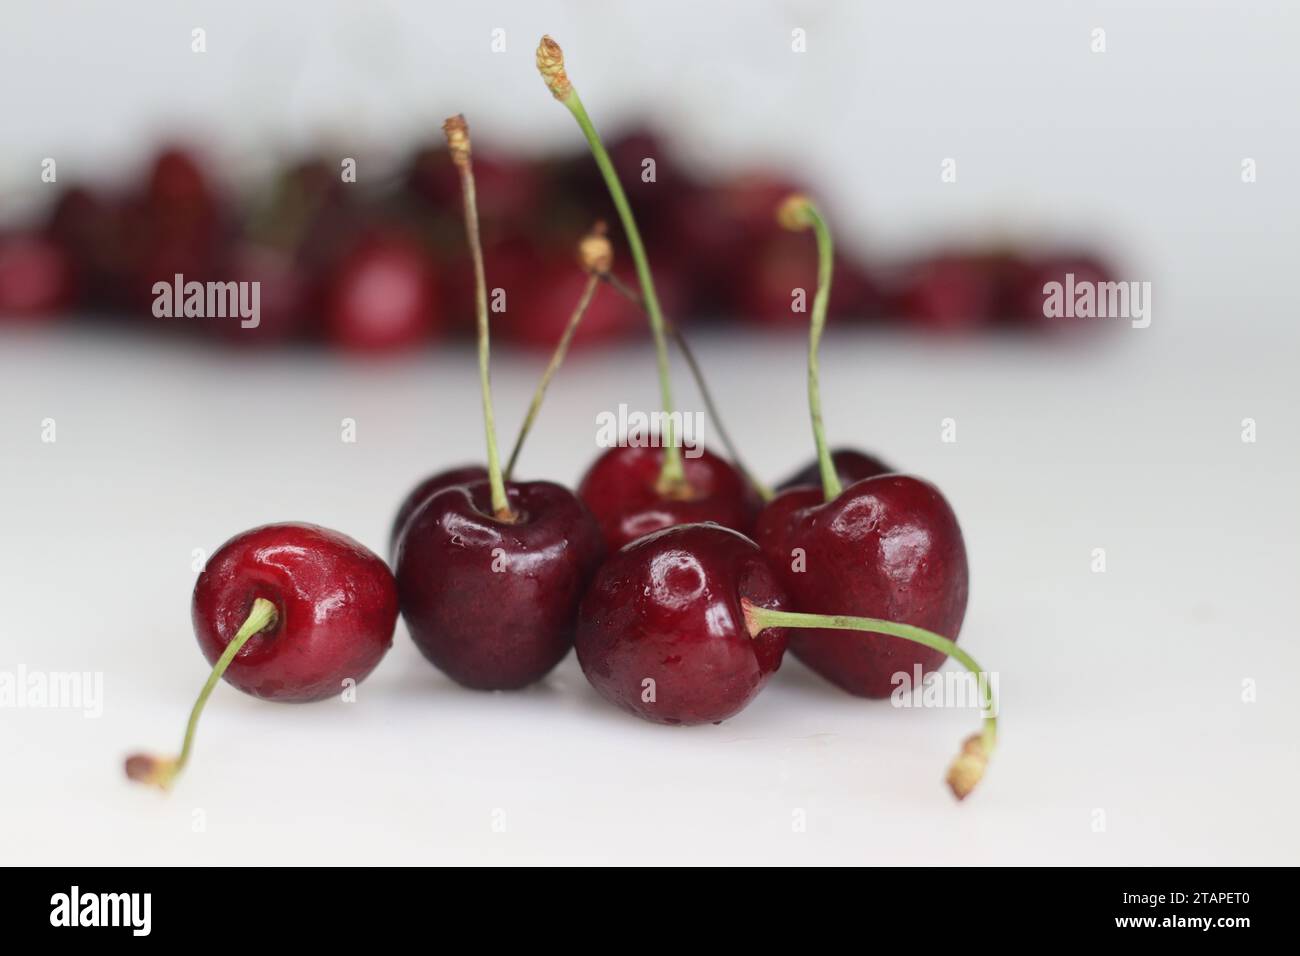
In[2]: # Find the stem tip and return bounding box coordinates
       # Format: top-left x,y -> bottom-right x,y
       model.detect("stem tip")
777,193 -> 815,232
537,36 -> 572,100
442,114 -> 471,166
946,732 -> 991,801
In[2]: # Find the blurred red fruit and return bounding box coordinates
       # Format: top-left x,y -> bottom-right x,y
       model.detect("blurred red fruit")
1013,253 -> 1116,331
0,233 -> 74,319
325,233 -> 439,353
893,252 -> 1010,333
735,231 -> 882,329
208,242 -> 315,348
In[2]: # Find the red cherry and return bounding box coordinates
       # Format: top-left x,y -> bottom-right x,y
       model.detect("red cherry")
577,445 -> 759,552
736,232 -> 882,329
192,523 -> 398,701
126,522 -> 398,789
1013,252 -> 1116,331
754,474 -> 969,698
205,242 -> 314,347
575,523 -> 790,725
396,480 -> 604,689
893,253 -> 1006,333
497,260 -> 642,350
0,233 -> 74,319
325,233 -> 439,353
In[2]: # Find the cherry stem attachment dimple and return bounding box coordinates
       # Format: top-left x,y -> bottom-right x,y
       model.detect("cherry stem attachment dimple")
779,195 -> 841,503
124,597 -> 278,791
445,114 -> 513,520
598,271 -> 773,502
505,273 -> 602,480
741,599 -> 997,800
537,36 -> 687,496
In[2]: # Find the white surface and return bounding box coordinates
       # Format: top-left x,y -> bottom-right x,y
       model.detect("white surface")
2,321 -> 1297,865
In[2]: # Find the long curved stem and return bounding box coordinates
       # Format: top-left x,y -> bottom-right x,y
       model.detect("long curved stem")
794,201 -> 842,503
599,272 -> 772,502
742,599 -> 996,800
125,597 -> 278,790
540,40 -> 685,494
505,274 -> 601,480
446,115 -> 512,519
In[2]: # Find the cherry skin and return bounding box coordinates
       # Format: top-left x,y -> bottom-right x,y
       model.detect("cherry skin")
575,523 -> 790,725
389,464 -> 488,558
396,480 -> 604,690
192,523 -> 399,702
577,445 -> 759,553
776,447 -> 893,493
754,474 -> 969,698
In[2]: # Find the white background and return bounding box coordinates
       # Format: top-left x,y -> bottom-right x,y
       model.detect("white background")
2,1 -> 1298,865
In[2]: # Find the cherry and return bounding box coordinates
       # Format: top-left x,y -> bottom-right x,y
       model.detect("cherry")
578,445 -> 759,552
324,231 -> 439,354
389,464 -> 488,557
209,241 -> 314,347
755,474 -> 969,698
777,447 -> 892,492
736,232 -> 882,330
758,195 -> 972,698
540,37 -> 762,542
1013,252 -> 1115,331
0,233 -> 74,319
397,480 -> 603,688
500,258 -> 641,350
395,114 -> 604,690
575,523 -> 789,725
126,522 -> 398,789
892,250 -> 1025,333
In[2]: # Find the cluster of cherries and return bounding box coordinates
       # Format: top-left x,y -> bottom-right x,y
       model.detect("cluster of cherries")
0,90 -> 1111,348
126,37 -> 998,802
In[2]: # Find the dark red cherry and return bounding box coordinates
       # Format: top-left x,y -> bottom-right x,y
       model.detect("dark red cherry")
192,523 -> 398,702
396,480 -> 604,690
207,241 -> 314,347
325,232 -> 439,354
1012,252 -> 1116,331
575,523 -> 789,725
754,474 -> 969,698
389,464 -> 489,557
0,233 -> 74,319
894,252 -> 1005,333
736,232 -> 882,329
577,445 -> 759,552
776,447 -> 893,492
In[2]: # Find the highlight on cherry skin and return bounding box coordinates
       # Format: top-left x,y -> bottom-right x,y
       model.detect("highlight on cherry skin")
124,522 -> 399,791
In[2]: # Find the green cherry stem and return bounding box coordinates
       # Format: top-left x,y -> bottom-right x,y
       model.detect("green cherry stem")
125,597 -> 279,791
537,35 -> 687,495
598,270 -> 773,502
505,273 -> 602,481
445,115 -> 513,520
779,195 -> 841,503
741,599 -> 998,800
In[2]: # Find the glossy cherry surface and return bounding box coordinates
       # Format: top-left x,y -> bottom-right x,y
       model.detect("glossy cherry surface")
754,474 -> 968,698
776,447 -> 893,492
577,445 -> 758,552
389,464 -> 489,557
192,523 -> 398,702
396,480 -> 604,690
576,523 -> 789,725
